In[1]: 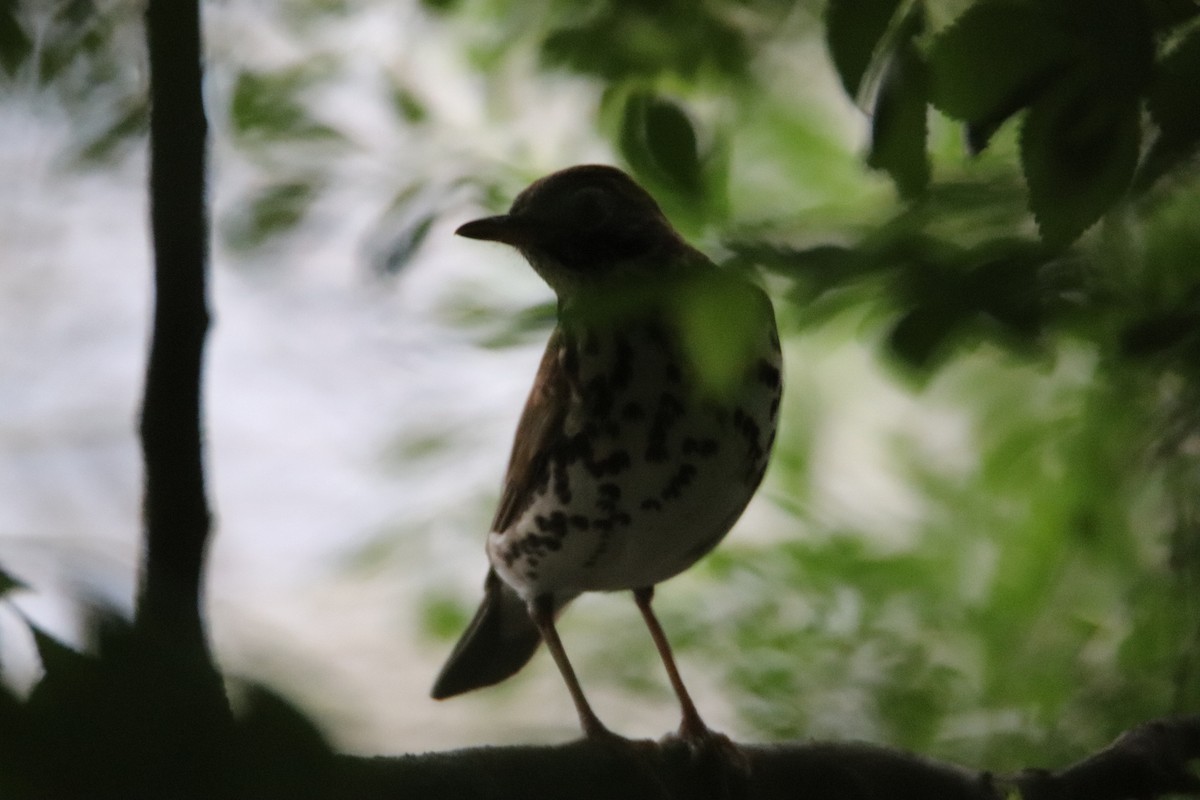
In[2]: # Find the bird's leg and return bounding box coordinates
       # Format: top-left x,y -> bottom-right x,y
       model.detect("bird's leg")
529,594 -> 611,739
633,586 -> 709,740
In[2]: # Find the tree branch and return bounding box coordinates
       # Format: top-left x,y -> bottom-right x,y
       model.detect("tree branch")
1007,716 -> 1200,800
129,3 -> 237,797
331,715 -> 1200,800
136,0 -> 211,644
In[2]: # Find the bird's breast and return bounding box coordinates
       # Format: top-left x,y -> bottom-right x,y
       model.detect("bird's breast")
490,305 -> 782,600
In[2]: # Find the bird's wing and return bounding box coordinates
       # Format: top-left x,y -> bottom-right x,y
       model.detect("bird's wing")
490,325 -> 572,534
432,331 -> 574,699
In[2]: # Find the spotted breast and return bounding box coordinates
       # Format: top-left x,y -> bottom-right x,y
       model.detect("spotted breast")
490,282 -> 781,602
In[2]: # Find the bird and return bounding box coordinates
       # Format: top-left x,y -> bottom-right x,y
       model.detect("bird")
431,164 -> 782,741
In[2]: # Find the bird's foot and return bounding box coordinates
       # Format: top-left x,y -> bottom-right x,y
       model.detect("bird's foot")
674,715 -> 742,757
576,718 -> 660,753
580,718 -> 624,744
574,724 -> 668,786
666,723 -> 746,761
661,721 -> 751,791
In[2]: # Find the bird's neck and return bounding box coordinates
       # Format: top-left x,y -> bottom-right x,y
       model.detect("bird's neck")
557,259 -> 712,332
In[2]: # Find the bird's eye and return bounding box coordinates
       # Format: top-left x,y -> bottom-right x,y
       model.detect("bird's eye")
567,187 -> 613,229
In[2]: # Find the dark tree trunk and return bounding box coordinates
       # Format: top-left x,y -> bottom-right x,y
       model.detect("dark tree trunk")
132,2 -> 236,797
138,0 -> 211,640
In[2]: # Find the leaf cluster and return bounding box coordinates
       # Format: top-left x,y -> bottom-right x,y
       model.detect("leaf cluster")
2,1 -> 147,163
829,0 -> 1200,245
0,578 -> 338,798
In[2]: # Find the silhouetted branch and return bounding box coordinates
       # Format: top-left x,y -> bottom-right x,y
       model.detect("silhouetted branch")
332,715 -> 1200,800
1006,717 -> 1200,800
132,2 -> 237,797
136,0 -> 211,647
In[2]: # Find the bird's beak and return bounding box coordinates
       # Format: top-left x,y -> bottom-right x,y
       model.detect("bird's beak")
455,214 -> 537,247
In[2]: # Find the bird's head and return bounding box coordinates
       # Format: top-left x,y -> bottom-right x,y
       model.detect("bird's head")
456,165 -> 686,297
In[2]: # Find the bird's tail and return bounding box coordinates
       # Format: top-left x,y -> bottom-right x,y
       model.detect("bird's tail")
431,569 -> 562,699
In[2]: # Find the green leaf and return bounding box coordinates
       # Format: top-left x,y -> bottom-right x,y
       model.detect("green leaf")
867,6 -> 929,199
931,0 -> 1152,155
222,181 -> 320,252
420,594 -> 471,640
230,67 -> 342,142
887,303 -> 965,370
643,97 -> 702,195
825,0 -> 904,98
927,2 -> 1065,138
389,83 -> 428,124
30,624 -> 87,680
1121,312 -> 1200,357
543,16 -> 638,81
1155,26 -> 1200,112
75,95 -> 148,163
420,0 -> 460,12
371,214 -> 434,276
618,91 -> 651,172
477,301 -> 558,349
1146,0 -> 1200,31
1021,80 -> 1140,246
364,182 -> 437,275
1138,28 -> 1200,190
236,684 -> 333,799
619,91 -> 703,196
35,0 -> 105,85
541,7 -> 747,83
962,246 -> 1045,339
675,274 -> 767,397
0,566 -> 25,597
0,2 -> 31,76
1062,0 -> 1155,96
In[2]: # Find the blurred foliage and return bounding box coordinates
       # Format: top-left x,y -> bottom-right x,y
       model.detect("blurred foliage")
1,0 -> 147,163
229,66 -> 345,144
0,585 -> 336,797
222,179 -> 324,252
4,0 -> 1200,779
699,355 -> 1199,766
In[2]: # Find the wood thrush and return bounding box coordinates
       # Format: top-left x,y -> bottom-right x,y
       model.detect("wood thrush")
431,165 -> 782,740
